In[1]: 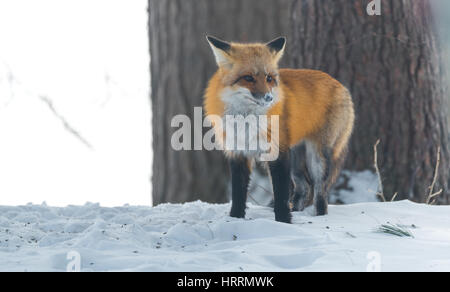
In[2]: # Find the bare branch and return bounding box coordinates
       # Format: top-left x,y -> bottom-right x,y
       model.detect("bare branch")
391,192 -> 398,202
39,96 -> 94,150
248,182 -> 273,206
253,183 -> 273,196
373,139 -> 386,202
247,193 -> 262,206
426,146 -> 442,205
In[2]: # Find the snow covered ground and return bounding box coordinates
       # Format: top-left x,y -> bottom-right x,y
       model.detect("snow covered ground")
1,200 -> 450,272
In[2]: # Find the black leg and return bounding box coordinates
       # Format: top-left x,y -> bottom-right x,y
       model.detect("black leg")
269,152 -> 292,223
229,157 -> 250,218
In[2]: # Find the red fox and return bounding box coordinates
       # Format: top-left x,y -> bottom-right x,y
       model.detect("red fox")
204,36 -> 354,223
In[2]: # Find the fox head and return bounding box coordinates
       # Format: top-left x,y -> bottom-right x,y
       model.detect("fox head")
206,35 -> 286,113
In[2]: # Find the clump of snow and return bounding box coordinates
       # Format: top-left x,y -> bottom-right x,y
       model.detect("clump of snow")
1,200 -> 450,272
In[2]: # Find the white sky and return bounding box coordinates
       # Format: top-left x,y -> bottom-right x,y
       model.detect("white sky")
0,0 -> 152,206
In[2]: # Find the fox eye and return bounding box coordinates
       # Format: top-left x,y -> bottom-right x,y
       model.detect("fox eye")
266,75 -> 273,83
242,75 -> 255,83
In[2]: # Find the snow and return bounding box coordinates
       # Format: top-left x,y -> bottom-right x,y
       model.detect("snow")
1,200 -> 450,272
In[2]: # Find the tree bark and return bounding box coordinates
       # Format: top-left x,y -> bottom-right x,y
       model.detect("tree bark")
288,0 -> 449,203
148,0 -> 290,205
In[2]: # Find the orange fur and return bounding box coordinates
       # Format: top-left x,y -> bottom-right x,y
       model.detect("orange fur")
204,36 -> 355,219
204,39 -> 354,165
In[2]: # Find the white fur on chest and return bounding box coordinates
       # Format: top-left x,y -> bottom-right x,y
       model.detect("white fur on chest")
221,87 -> 270,117
212,87 -> 280,160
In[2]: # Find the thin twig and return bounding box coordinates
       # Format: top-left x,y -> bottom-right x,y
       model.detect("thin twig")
429,190 -> 443,206
391,192 -> 398,202
373,139 -> 386,202
247,182 -> 274,206
247,193 -> 261,206
39,95 -> 94,150
426,146 -> 442,205
253,183 -> 273,196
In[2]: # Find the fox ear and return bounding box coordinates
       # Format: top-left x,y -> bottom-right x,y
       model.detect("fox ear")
206,35 -> 232,68
266,37 -> 286,62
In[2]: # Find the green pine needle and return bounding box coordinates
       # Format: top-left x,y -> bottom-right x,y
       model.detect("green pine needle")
375,223 -> 414,238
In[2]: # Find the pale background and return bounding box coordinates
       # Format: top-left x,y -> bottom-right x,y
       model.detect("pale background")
0,0 -> 151,206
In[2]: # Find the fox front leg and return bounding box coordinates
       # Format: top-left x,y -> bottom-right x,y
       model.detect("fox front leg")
269,152 -> 292,223
229,157 -> 250,219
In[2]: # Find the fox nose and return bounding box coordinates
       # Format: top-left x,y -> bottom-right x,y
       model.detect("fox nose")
252,92 -> 273,103
264,93 -> 273,103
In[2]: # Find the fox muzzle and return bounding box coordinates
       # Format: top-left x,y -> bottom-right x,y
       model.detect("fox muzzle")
252,92 -> 274,103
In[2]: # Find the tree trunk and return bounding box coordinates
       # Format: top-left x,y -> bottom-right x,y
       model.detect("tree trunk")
288,0 -> 449,203
148,0 -> 290,205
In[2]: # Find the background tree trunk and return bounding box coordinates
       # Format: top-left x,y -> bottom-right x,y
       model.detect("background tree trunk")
288,0 -> 449,203
148,0 -> 290,205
